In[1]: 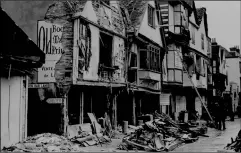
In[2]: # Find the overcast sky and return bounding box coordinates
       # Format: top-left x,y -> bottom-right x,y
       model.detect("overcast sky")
195,1 -> 240,50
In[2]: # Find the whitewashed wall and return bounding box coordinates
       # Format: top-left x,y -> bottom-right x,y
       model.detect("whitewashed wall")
139,1 -> 162,45
1,76 -> 27,149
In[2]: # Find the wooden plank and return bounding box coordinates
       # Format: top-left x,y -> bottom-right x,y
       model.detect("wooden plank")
87,113 -> 101,134
63,97 -> 68,136
80,91 -> 84,124
132,95 -> 136,126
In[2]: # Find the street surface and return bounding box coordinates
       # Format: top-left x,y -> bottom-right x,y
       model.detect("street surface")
81,118 -> 240,152
173,118 -> 241,152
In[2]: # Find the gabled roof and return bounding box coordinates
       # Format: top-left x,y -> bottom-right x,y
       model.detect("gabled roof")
196,7 -> 208,37
119,0 -> 149,34
196,7 -> 206,25
1,7 -> 45,75
45,1 -> 87,19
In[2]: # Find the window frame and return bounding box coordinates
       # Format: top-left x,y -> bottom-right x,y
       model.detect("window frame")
191,26 -> 195,45
139,45 -> 161,72
201,33 -> 204,50
148,4 -> 155,28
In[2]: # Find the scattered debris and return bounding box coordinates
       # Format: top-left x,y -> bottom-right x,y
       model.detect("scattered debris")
1,133 -> 87,152
117,111 -> 208,152
223,130 -> 241,152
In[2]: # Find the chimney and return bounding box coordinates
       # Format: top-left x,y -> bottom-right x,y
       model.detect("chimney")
211,38 -> 217,45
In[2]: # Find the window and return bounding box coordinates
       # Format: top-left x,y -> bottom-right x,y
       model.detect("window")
191,27 -> 195,44
148,5 -> 155,28
99,32 -> 113,67
140,45 -> 161,72
79,24 -> 86,39
239,62 -> 241,73
128,52 -> 137,83
196,55 -> 202,76
201,33 -> 204,50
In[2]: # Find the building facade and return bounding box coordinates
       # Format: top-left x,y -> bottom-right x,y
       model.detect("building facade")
156,0 -> 211,121
225,46 -> 241,114
0,8 -> 45,148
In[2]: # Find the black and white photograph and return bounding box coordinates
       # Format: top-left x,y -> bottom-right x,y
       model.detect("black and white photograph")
0,0 -> 240,152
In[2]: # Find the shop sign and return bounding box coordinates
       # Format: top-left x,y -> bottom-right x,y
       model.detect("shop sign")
28,83 -> 49,88
46,98 -> 63,104
37,20 -> 64,83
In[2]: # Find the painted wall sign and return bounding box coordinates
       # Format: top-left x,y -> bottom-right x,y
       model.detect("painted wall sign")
37,20 -> 64,83
46,98 -> 63,104
28,83 -> 49,88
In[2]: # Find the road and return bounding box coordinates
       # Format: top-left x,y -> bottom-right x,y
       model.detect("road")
173,118 -> 241,152
82,118 -> 240,152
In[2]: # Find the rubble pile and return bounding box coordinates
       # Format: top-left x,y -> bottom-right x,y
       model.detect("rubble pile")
223,130 -> 241,152
67,122 -> 111,147
1,133 -> 87,152
118,112 -> 207,152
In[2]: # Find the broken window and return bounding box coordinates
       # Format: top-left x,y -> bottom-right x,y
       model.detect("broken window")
99,32 -> 113,67
148,5 -> 155,28
76,20 -> 92,75
139,45 -> 161,72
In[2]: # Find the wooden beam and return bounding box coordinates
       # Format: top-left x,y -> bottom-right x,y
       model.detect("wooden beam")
63,97 -> 68,136
80,91 -> 84,124
132,95 -> 136,126
112,95 -> 117,130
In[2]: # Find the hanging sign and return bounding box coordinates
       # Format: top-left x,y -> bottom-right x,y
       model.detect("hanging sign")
46,98 -> 63,104
28,83 -> 49,88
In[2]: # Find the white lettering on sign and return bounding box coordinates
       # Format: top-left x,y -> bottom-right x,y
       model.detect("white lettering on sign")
28,84 -> 49,88
46,98 -> 63,104
37,21 -> 64,83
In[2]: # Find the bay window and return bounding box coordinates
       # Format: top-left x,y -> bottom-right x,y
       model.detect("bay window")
166,45 -> 183,83
139,45 -> 161,72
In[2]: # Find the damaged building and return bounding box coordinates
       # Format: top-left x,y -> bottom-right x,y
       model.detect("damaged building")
1,0 -> 213,142
25,0 -> 168,136
156,1 -> 211,121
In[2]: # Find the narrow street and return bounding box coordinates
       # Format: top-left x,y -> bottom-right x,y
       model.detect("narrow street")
73,119 -> 241,152
173,119 -> 241,152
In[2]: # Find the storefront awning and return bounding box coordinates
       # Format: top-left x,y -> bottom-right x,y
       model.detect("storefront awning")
160,93 -> 171,105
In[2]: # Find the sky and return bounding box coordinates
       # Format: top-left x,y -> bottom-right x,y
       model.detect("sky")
195,1 -> 241,50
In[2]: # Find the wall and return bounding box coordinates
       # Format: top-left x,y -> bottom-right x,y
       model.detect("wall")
186,11 -> 208,89
189,16 -> 208,56
73,1 -> 126,83
168,4 -> 174,33
226,58 -> 240,92
1,76 -> 27,149
195,96 -> 205,116
138,1 -> 162,46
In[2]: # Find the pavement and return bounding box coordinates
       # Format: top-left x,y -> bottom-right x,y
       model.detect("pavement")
172,118 -> 241,152
81,118 -> 240,152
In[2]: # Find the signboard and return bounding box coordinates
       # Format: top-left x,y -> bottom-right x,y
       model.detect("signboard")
46,98 -> 63,104
28,83 -> 49,88
37,20 -> 64,83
